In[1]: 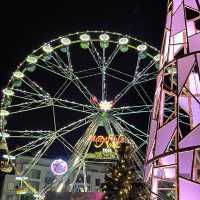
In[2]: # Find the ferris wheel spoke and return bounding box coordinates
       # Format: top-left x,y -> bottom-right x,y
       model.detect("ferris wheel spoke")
12,89 -> 42,100
71,116 -> 99,157
21,76 -> 49,98
114,115 -> 147,138
62,46 -> 95,104
79,72 -> 102,79
7,99 -> 45,109
132,84 -> 150,108
106,72 -> 130,84
35,62 -> 69,80
41,55 -> 69,77
5,129 -> 51,138
53,52 -> 68,69
74,67 -> 99,74
8,102 -> 51,115
65,45 -> 73,68
56,113 -> 95,139
23,134 -> 57,176
135,60 -> 156,81
137,84 -> 153,104
71,77 -> 94,104
7,100 -> 48,117
88,41 -> 103,68
52,104 -> 57,131
136,77 -> 157,85
136,72 -> 157,84
114,80 -> 136,103
112,104 -> 153,111
56,135 -> 76,153
112,76 -> 151,106
105,44 -> 120,67
53,80 -> 72,98
52,98 -> 95,113
9,133 -> 51,155
110,119 -> 145,172
107,66 -> 134,79
113,106 -> 151,116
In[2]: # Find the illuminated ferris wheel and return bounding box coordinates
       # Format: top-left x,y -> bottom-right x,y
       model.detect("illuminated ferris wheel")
0,31 -> 159,199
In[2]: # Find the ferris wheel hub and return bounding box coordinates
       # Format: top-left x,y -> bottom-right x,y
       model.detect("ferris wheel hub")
99,100 -> 113,111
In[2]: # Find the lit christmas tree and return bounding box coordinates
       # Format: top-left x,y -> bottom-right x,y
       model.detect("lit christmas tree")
101,143 -> 150,200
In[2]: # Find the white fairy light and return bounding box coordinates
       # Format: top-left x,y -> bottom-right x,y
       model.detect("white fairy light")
80,33 -> 90,42
13,71 -> 24,79
60,37 -> 71,46
99,33 -> 110,42
3,88 -> 14,96
26,55 -> 38,64
118,37 -> 129,45
153,54 -> 161,62
137,44 -> 147,52
42,44 -> 54,53
0,110 -> 10,117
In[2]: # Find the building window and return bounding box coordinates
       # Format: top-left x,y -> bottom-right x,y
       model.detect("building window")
77,174 -> 84,183
7,182 -> 15,191
30,169 -> 41,179
74,184 -> 84,192
6,194 -> 15,200
95,178 -> 101,186
86,175 -> 90,183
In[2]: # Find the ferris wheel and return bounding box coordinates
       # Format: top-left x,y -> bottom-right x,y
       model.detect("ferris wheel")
0,31 -> 159,199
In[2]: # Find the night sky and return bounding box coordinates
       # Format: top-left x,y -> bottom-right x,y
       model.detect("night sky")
0,0 -> 166,88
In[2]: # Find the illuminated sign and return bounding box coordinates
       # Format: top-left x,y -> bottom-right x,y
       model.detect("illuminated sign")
86,151 -> 116,159
51,159 -> 68,176
89,135 -> 124,148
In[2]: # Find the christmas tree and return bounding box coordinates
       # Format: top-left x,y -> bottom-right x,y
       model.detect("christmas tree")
101,142 -> 150,200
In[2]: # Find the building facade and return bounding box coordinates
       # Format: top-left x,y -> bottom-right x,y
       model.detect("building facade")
1,157 -> 111,200
1,156 -> 54,200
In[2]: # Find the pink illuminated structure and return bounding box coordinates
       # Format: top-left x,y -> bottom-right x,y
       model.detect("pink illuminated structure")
145,1 -> 200,200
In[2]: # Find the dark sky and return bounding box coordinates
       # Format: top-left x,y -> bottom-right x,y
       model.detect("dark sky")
0,0 -> 166,89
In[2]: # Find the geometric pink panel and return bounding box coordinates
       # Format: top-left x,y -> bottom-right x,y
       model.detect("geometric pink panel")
178,55 -> 195,93
155,118 -> 177,157
189,73 -> 200,95
179,96 -> 189,114
160,153 -> 176,165
179,96 -> 200,127
144,163 -> 152,182
154,166 -> 176,179
179,151 -> 194,178
184,0 -> 198,10
191,97 -> 200,127
189,32 -> 200,52
179,177 -> 200,200
173,0 -> 183,13
179,124 -> 200,149
166,12 -> 172,29
171,4 -> 185,36
196,53 -> 200,76
187,21 -> 196,36
146,120 -> 158,160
